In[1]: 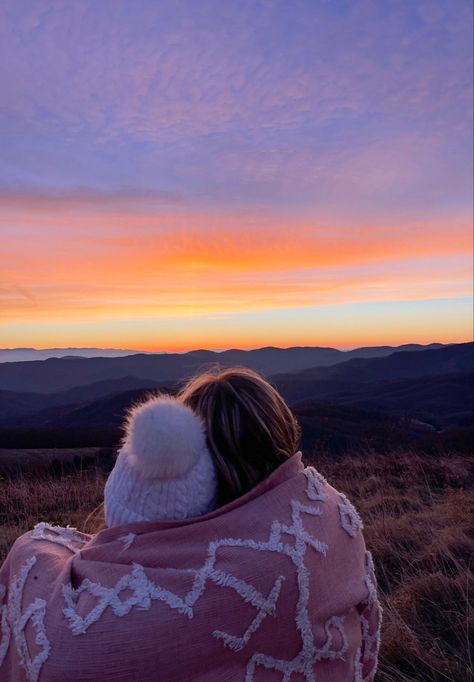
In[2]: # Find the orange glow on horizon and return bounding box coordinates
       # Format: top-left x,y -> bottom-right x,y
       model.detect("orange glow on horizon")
1,201 -> 472,351
127,335 -> 473,355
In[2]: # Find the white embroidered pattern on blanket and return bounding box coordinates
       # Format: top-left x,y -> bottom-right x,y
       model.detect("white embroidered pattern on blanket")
360,613 -> 379,663
338,493 -> 364,538
118,532 -> 136,551
0,466 -> 379,681
31,522 -> 87,553
61,467 -> 355,681
0,556 -> 50,682
360,550 -> 382,670
364,551 -> 378,606
353,647 -> 364,682
302,467 -> 329,502
62,498 -> 327,634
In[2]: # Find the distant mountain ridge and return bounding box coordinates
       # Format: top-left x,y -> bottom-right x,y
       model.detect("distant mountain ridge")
0,347 -> 152,363
0,342 -> 446,394
274,342 -> 473,384
0,344 -> 471,430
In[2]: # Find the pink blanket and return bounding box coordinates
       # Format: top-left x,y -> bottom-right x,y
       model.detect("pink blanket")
0,453 -> 381,681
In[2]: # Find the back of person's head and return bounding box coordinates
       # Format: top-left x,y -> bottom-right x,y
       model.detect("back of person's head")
178,367 -> 301,505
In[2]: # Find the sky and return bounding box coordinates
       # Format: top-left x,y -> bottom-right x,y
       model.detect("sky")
1,0 -> 472,351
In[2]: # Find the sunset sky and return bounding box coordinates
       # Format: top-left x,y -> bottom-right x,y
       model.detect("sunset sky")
1,0 -> 472,351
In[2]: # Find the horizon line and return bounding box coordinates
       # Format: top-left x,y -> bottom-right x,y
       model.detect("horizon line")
2,340 -> 471,355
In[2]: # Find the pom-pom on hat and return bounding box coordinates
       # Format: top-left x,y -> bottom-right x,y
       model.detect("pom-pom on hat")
104,395 -> 217,527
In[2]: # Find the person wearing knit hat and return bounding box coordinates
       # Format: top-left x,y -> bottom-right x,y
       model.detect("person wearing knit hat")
104,394 -> 218,527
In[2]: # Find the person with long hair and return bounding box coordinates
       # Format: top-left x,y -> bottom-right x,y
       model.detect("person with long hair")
0,367 -> 381,681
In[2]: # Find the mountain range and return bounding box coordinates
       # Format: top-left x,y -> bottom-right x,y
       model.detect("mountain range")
0,347 -> 150,363
0,342 -> 446,394
0,343 -> 471,438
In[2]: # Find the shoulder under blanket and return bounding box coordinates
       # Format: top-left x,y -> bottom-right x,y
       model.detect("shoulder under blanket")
0,453 -> 382,682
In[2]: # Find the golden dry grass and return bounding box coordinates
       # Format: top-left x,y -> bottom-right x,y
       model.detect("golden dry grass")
0,469 -> 107,562
0,451 -> 472,681
312,452 -> 473,682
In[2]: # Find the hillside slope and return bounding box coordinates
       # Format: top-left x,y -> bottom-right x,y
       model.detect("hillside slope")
274,342 -> 473,384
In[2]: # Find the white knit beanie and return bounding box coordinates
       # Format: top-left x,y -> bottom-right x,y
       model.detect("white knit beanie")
104,395 -> 218,527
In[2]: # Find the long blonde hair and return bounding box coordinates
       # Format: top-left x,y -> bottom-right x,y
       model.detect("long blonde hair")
178,366 -> 301,505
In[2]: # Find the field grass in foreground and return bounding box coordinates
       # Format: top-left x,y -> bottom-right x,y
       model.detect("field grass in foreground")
0,450 -> 472,682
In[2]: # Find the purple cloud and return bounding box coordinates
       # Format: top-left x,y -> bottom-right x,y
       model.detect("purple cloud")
0,0 -> 471,213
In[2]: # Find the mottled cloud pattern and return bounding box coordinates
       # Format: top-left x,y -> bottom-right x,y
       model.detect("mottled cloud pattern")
0,0 -> 472,349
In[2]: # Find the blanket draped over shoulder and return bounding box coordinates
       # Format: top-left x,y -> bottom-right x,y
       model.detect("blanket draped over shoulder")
0,453 -> 382,682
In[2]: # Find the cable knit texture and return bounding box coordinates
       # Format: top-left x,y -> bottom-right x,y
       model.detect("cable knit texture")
104,396 -> 217,525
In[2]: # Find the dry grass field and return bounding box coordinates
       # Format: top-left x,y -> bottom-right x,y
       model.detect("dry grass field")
0,449 -> 472,681
314,452 -> 473,682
